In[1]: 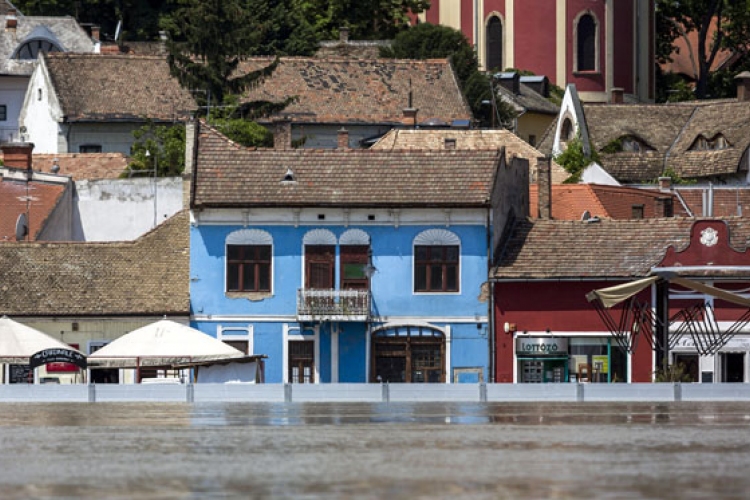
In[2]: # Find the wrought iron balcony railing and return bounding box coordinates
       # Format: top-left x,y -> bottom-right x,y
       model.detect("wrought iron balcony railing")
297,289 -> 371,321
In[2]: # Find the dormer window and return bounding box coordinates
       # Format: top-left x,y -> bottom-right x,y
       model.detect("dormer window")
15,39 -> 62,60
602,135 -> 653,154
689,134 -> 730,151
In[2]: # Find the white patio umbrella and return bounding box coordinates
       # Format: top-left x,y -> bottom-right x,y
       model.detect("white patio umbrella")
0,315 -> 81,364
87,319 -> 244,369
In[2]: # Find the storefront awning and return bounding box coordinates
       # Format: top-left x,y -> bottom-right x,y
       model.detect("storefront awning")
585,276 -> 658,308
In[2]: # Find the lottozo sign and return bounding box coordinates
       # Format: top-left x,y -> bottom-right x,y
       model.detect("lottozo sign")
516,337 -> 568,355
29,348 -> 87,370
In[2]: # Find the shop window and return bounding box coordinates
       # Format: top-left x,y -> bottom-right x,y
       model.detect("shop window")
486,15 -> 503,72
576,13 -> 597,72
371,325 -> 446,383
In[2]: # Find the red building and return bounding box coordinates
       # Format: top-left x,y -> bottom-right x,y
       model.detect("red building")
491,160 -> 750,384
419,0 -> 654,103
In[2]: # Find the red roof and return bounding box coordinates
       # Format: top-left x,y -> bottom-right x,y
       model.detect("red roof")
0,177 -> 66,241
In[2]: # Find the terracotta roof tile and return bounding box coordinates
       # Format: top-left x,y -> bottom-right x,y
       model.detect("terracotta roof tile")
493,217 -> 750,279
193,124 -> 500,208
43,53 -> 196,122
0,175 -> 67,241
237,57 -> 472,125
371,129 -> 569,183
0,210 -> 190,316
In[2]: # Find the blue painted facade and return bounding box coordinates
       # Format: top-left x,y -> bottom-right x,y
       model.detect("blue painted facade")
190,219 -> 492,383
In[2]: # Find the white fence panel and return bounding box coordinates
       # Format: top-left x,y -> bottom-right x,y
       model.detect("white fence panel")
584,383 -> 674,402
193,384 -> 285,402
94,384 -> 187,402
486,383 -> 578,402
682,383 -> 750,401
0,385 -> 88,402
388,383 -> 479,402
292,383 -> 382,402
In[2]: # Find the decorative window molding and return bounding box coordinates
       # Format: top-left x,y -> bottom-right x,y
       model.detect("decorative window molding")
227,228 -> 272,245
339,228 -> 370,245
414,228 -> 460,246
303,228 -> 336,245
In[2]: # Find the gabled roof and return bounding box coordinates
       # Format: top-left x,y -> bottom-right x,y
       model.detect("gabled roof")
492,217 -> 750,279
0,210 -> 190,316
0,15 -> 95,75
31,153 -> 129,180
237,57 -> 472,125
192,123 -> 501,208
43,53 -> 196,122
0,171 -> 68,241
544,84 -> 750,182
496,81 -> 559,116
370,128 -> 569,183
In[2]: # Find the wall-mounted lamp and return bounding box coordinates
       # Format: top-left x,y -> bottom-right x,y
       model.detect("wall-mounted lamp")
503,322 -> 517,334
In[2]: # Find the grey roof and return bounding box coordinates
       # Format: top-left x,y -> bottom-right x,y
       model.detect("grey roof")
0,15 -> 95,75
496,81 -> 559,116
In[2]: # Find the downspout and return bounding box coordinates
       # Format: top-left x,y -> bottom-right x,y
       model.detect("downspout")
487,208 -> 495,382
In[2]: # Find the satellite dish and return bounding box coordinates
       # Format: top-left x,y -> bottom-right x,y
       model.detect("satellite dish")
15,213 -> 28,241
581,210 -> 591,221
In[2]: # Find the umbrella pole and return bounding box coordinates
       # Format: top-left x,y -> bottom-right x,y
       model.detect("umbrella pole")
136,357 -> 140,384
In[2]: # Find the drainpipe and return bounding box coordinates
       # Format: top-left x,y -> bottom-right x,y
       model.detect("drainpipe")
487,209 -> 495,382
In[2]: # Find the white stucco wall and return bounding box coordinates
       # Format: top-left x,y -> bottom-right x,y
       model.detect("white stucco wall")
19,60 -> 61,153
0,75 -> 30,142
74,177 -> 184,241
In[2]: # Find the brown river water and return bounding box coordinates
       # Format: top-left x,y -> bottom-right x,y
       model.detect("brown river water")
0,402 -> 749,499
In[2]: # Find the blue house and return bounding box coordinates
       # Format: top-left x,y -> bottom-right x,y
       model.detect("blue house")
187,122 -> 528,383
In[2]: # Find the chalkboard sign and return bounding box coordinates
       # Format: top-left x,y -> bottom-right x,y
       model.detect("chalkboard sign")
9,364 -> 32,384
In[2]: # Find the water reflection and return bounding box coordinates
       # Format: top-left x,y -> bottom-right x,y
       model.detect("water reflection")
1,402 -> 750,499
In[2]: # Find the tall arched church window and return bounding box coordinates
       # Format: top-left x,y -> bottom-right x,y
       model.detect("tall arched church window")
577,14 -> 596,72
486,16 -> 503,72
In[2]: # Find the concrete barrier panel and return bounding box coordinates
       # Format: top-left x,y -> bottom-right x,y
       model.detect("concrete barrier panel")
486,383 -> 578,402
193,384 -> 285,402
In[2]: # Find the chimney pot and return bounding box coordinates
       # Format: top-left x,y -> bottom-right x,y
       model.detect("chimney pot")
610,87 -> 624,104
273,119 -> 292,150
339,27 -> 350,43
402,108 -> 418,128
658,176 -> 672,191
337,127 -> 349,149
91,25 -> 100,41
735,71 -> 750,102
536,156 -> 552,219
0,142 -> 34,169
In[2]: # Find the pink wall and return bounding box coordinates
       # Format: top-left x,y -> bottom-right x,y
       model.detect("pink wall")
612,0 -> 635,93
566,0 -> 606,92
512,0 -> 558,77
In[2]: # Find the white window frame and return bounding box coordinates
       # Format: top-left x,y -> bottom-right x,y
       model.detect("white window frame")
217,325 -> 254,354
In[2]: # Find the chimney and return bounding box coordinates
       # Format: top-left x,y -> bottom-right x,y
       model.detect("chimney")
536,156 -> 552,219
658,176 -> 672,191
337,127 -> 349,149
402,108 -> 418,128
610,88 -> 624,104
6,15 -> 17,31
1,142 -> 34,170
91,25 -> 100,41
183,120 -> 197,208
273,118 -> 292,150
339,27 -> 350,43
735,71 -> 750,102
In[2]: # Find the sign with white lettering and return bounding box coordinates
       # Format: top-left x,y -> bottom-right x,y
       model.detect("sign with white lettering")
29,348 -> 87,370
516,337 -> 569,355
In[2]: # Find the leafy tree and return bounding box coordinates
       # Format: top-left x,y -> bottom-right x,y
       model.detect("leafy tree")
301,0 -> 429,40
656,0 -> 750,99
128,122 -> 186,177
380,23 -> 516,127
554,134 -> 600,184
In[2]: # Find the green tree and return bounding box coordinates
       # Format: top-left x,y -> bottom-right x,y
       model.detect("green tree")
554,134 -> 599,184
656,0 -> 750,99
301,0 -> 429,40
128,122 -> 186,177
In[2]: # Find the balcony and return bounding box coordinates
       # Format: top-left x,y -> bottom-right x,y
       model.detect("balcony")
297,289 -> 371,322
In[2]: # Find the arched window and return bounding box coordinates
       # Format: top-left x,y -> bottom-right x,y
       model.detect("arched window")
371,324 -> 446,383
576,14 -> 597,72
14,39 -> 61,60
226,229 -> 273,293
561,118 -> 575,144
486,16 -> 503,72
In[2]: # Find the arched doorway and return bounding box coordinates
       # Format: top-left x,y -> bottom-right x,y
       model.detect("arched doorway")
371,324 -> 446,383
